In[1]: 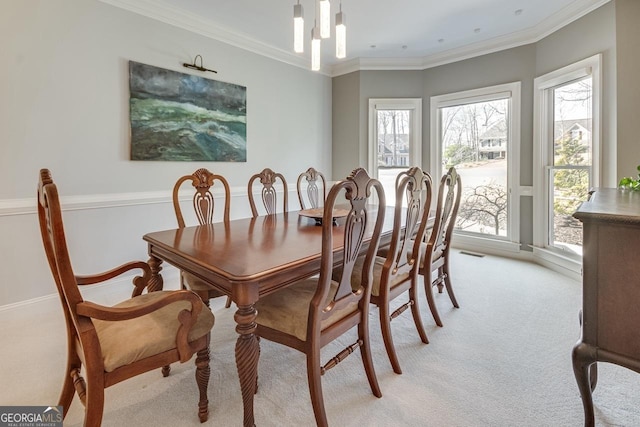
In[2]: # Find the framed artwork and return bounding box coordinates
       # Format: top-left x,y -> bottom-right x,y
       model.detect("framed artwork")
129,61 -> 246,161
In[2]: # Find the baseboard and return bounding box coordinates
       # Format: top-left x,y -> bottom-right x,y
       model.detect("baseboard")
531,246 -> 582,282
452,239 -> 582,281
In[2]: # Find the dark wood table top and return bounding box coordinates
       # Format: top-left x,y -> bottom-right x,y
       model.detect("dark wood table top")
143,207 -> 398,296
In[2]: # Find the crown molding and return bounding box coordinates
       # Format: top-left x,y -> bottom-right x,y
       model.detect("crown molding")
98,0 -> 331,76
331,0 -> 611,76
100,0 -> 610,78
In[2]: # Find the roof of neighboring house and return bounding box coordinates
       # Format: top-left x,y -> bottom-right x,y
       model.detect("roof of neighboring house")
479,121 -> 507,140
554,119 -> 592,140
379,134 -> 409,155
379,134 -> 409,145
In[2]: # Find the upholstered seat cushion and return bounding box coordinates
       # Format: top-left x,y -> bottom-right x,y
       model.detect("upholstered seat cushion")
349,256 -> 411,297
183,272 -> 227,298
255,279 -> 358,341
92,291 -> 215,372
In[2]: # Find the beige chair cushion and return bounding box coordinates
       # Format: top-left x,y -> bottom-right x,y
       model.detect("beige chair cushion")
255,278 -> 358,341
183,272 -> 227,298
93,291 -> 215,372
349,256 -> 410,297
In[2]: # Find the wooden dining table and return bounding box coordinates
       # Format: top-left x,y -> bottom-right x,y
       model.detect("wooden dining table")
142,207 -> 402,426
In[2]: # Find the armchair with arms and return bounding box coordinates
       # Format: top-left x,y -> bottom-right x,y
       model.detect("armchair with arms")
37,169 -> 215,426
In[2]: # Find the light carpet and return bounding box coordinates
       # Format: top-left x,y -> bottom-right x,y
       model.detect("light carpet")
2,252 -> 639,426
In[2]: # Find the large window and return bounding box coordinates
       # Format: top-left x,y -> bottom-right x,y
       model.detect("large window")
368,99 -> 422,204
533,54 -> 601,265
431,83 -> 521,251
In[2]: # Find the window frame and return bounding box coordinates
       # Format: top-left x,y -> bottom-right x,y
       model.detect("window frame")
532,54 -> 602,272
368,98 -> 423,178
430,82 -> 521,253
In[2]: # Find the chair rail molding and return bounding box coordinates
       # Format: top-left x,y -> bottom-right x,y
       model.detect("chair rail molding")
0,186 -> 278,217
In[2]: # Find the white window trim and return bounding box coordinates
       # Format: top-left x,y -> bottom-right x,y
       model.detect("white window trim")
368,98 -> 423,177
532,54 -> 602,274
430,82 -> 521,251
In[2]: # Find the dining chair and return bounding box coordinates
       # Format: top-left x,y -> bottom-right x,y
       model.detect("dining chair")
173,168 -> 232,308
254,167 -> 386,427
38,169 -> 215,425
297,167 -> 327,210
350,167 -> 433,374
420,166 -> 462,326
247,167 -> 288,217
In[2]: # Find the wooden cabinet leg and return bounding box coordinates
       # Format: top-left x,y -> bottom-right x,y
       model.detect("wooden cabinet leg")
572,341 -> 597,427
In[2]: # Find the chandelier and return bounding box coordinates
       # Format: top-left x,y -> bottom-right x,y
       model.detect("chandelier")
293,0 -> 346,71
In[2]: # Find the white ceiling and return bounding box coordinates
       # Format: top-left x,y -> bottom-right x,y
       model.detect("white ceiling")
102,0 -> 609,76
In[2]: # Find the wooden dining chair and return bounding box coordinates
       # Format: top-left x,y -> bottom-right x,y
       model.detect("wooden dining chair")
350,167 -> 433,374
420,166 -> 462,327
297,167 -> 327,210
173,168 -> 232,308
38,169 -> 215,426
247,167 -> 288,217
254,167 -> 386,427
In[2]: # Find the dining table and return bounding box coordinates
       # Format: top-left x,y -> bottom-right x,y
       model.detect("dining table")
142,206 -> 417,426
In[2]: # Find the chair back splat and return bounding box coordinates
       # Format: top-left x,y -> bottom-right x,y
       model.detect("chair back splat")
38,169 -> 215,425
173,167 -> 230,228
297,167 -> 327,210
422,166 -> 462,327
248,167 -> 288,217
254,167 -> 385,427
173,168 -> 232,308
367,166 -> 433,374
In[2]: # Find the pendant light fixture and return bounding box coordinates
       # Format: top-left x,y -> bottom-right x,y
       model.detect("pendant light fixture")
311,20 -> 321,71
335,2 -> 346,59
293,1 -> 304,53
319,0 -> 331,39
292,0 -> 347,71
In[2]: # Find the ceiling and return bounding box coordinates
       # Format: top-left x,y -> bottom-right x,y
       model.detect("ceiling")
102,0 -> 609,76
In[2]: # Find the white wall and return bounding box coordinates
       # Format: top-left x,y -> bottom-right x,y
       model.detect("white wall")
0,0 -> 332,306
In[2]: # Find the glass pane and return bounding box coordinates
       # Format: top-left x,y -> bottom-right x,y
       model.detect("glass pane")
440,99 -> 509,237
551,168 -> 588,255
377,110 -> 411,205
553,78 -> 592,167
548,75 -> 592,254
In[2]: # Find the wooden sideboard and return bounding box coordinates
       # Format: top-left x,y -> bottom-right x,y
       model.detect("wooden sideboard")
572,188 -> 640,426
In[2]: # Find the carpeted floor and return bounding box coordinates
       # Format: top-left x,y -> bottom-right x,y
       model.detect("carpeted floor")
2,252 -> 639,426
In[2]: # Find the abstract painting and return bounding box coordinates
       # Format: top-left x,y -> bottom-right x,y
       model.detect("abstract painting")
129,61 -> 246,161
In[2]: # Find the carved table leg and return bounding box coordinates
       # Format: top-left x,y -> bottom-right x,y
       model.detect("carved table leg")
147,256 -> 171,377
572,341 -> 597,427
195,334 -> 211,423
147,256 -> 164,293
235,302 -> 260,427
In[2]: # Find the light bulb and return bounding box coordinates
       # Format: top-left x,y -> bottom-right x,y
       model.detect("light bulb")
319,0 -> 330,39
335,11 -> 346,59
311,25 -> 321,71
293,4 -> 304,53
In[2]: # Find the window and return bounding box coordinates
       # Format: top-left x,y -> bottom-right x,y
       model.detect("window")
368,99 -> 422,204
533,54 -> 601,266
430,83 -> 521,252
